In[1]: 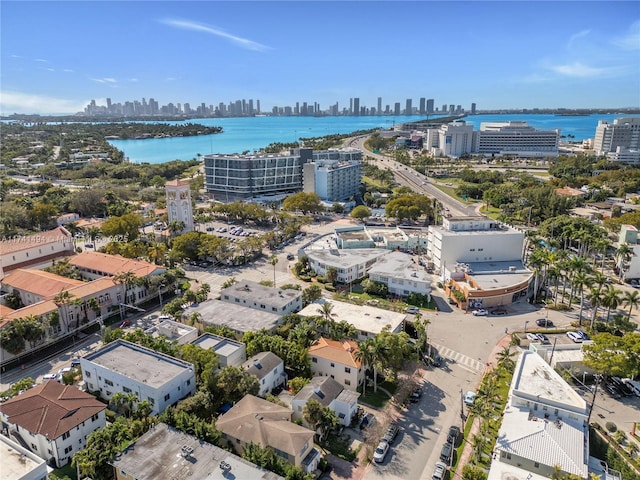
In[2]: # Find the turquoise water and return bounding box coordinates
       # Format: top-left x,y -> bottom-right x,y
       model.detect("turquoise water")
107,113 -> 640,164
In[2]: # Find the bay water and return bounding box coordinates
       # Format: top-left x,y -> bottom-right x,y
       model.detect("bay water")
107,113 -> 639,165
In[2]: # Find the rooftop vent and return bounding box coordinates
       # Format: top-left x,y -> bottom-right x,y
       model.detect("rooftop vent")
509,266 -> 516,272
181,445 -> 194,457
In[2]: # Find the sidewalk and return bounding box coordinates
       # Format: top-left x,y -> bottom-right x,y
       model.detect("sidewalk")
454,334 -> 513,476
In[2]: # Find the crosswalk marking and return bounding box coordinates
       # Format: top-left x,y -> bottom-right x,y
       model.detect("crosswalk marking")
430,343 -> 484,373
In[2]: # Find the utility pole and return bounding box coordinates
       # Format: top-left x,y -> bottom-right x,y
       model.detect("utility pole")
460,389 -> 465,431
587,374 -> 602,424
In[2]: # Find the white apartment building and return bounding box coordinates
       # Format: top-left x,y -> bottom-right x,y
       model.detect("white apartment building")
593,117 -> 640,156
616,224 -> 640,280
488,351 -> 589,480
191,333 -> 246,368
308,337 -> 364,391
81,340 -> 196,415
302,149 -> 362,202
291,376 -> 360,427
1,434 -> 49,480
304,248 -> 389,284
474,121 -> 559,157
368,251 -> 432,298
144,319 -> 198,345
165,179 -> 194,233
242,351 -> 286,397
0,381 -> 106,468
219,279 -> 302,315
605,146 -> 640,165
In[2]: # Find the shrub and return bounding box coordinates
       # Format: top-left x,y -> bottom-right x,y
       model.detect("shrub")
606,421 -> 618,433
325,284 -> 336,292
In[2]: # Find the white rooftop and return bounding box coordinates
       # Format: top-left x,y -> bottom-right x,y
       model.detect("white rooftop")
304,248 -> 389,268
368,251 -> 431,283
192,333 -> 245,358
220,279 -> 301,309
298,299 -> 406,335
1,435 -> 48,480
184,299 -> 281,333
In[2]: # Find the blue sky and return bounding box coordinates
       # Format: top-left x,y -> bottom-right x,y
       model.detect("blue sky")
1,1 -> 639,114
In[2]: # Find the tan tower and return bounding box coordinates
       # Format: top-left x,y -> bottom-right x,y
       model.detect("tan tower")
165,179 -> 194,233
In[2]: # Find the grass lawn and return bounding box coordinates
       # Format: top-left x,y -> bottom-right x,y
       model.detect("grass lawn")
479,205 -> 501,220
359,380 -> 397,408
320,433 -> 358,462
51,463 -> 77,480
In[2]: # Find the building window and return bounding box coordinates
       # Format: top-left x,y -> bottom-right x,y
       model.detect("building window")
164,393 -> 170,401
31,443 -> 37,450
187,379 -> 191,386
534,462 -> 540,468
62,432 -> 70,440
345,380 -> 351,386
85,371 -> 91,378
312,357 -> 317,363
123,386 -> 131,393
104,379 -> 113,387
65,446 -> 73,454
345,367 -> 351,373
330,363 -> 335,368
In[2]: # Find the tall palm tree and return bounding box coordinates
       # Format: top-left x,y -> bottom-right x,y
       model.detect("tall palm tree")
268,255 -> 278,288
586,287 -> 603,330
112,271 -> 139,321
573,271 -> 592,326
615,243 -> 634,282
353,340 -> 374,396
86,226 -> 102,250
622,290 -> 640,321
601,285 -> 622,322
53,290 -> 75,333
316,302 -> 337,336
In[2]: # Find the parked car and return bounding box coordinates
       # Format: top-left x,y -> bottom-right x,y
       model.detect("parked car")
536,333 -> 550,344
359,413 -> 376,430
383,423 -> 400,444
432,461 -> 447,480
566,331 -> 583,343
490,308 -> 507,315
464,391 -> 476,406
536,318 -> 554,327
373,440 -> 390,463
286,253 -> 295,260
71,359 -> 81,367
526,333 -> 540,342
405,307 -> 420,314
410,387 -> 423,403
472,309 -> 488,316
205,226 -> 214,231
440,442 -> 453,463
447,425 -> 460,445
119,319 -> 131,328
43,373 -> 58,381
84,243 -> 94,249
576,330 -> 591,341
158,315 -> 172,320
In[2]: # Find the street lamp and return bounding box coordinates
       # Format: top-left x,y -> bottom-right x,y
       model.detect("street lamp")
158,283 -> 166,308
524,320 -> 530,334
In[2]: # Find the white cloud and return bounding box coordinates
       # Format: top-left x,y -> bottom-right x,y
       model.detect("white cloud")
159,18 -> 270,52
0,90 -> 87,115
63,69 -> 74,73
91,77 -> 118,84
612,20 -> 640,50
548,61 -> 609,77
34,58 -> 48,63
567,29 -> 590,51
128,78 -> 138,82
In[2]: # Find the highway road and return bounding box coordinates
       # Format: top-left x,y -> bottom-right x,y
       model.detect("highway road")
346,136 -> 479,217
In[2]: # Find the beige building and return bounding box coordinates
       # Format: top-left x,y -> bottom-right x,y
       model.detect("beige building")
308,337 -> 363,391
165,179 -> 194,233
0,226 -> 74,277
220,279 -> 302,315
217,395 -> 321,473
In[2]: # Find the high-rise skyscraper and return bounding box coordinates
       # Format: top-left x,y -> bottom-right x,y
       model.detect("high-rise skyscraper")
405,99 -> 412,115
394,103 -> 401,115
419,98 -> 425,115
377,97 -> 382,115
471,103 -> 477,115
427,99 -> 434,114
353,98 -> 360,116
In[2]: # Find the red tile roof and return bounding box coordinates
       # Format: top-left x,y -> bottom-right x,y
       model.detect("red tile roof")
0,227 -> 72,255
69,251 -> 163,278
1,269 -> 84,299
308,337 -> 361,368
0,381 -> 105,439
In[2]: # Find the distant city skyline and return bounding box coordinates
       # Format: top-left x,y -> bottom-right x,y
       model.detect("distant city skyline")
1,1 -> 639,115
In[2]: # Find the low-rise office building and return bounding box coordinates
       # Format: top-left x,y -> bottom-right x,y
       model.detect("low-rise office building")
111,422 -> 283,480
81,340 -> 196,415
183,299 -> 282,335
220,280 -> 302,315
304,248 -> 388,284
0,381 -> 106,468
368,251 -> 432,299
190,333 -> 246,367
307,337 -> 364,391
0,226 -> 74,277
242,351 -> 286,397
474,121 -> 559,158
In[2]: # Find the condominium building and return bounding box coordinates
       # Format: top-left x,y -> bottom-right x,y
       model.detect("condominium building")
219,279 -> 302,315
307,337 -> 363,391
0,381 -> 106,468
474,122 -> 559,158
302,149 -> 362,202
81,340 -> 196,415
203,149 -> 309,202
593,117 -> 640,156
367,251 -> 432,298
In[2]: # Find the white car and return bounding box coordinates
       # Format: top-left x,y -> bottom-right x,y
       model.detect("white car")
58,367 -> 73,375
432,461 -> 447,480
464,391 -> 477,406
472,309 -> 488,316
43,373 -> 58,381
526,333 -> 540,342
567,331 -> 583,343
405,307 -> 420,314
373,440 -> 390,463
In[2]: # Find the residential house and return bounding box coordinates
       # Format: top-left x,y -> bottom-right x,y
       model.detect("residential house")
242,351 -> 286,397
307,337 -> 363,391
80,339 -> 196,415
217,395 -> 321,473
110,422 -> 283,480
291,376 -> 360,427
144,319 -> 198,345
0,381 -> 106,468
190,333 -> 246,368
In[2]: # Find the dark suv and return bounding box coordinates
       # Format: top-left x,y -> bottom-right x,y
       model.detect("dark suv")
447,425 -> 460,445
382,423 -> 400,444
440,442 -> 452,463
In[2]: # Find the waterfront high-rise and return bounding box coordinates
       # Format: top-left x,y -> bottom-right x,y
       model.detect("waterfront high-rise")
377,97 -> 382,115
594,117 -> 640,154
471,103 -> 477,115
405,99 -> 412,116
427,99 -> 434,114
419,98 -> 426,115
353,98 -> 360,116
394,103 -> 401,116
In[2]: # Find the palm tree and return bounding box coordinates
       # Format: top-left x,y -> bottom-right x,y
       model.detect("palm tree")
496,346 -> 515,372
622,290 -> 640,321
112,271 -> 139,321
86,226 -> 102,250
586,287 -> 603,330
601,285 -> 621,322
316,302 -> 337,336
354,339 -> 374,396
573,271 -> 592,326
268,255 -> 278,288
615,243 -> 634,282
53,290 -> 75,333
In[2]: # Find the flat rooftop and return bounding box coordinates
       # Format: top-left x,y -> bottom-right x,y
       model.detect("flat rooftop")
84,340 -> 193,388
112,422 -> 282,480
1,435 -> 47,480
184,299 -> 281,333
456,261 -> 532,291
191,333 -> 245,357
145,320 -> 197,342
304,248 -> 389,269
299,299 -> 406,335
221,280 -> 300,309
368,251 -> 431,283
